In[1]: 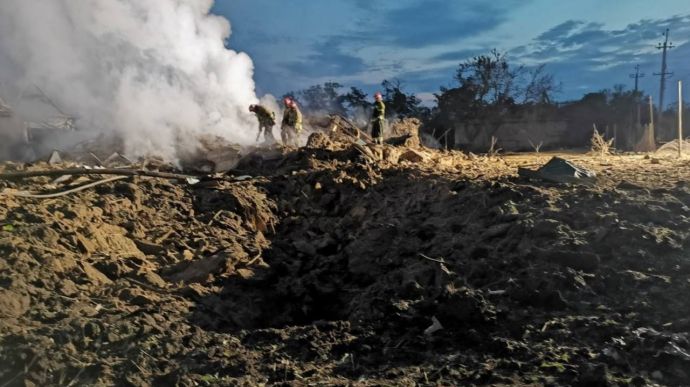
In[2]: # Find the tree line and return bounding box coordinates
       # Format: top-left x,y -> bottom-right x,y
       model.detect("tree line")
283,49 -> 683,149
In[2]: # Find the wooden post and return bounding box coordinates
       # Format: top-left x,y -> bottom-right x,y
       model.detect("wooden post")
678,81 -> 683,158
613,124 -> 617,149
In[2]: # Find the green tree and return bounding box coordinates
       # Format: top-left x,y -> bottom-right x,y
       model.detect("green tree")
433,49 -> 560,148
381,79 -> 428,120
298,82 -> 346,114
341,87 -> 369,112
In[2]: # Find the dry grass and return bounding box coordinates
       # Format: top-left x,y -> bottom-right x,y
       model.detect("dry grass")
590,126 -> 614,157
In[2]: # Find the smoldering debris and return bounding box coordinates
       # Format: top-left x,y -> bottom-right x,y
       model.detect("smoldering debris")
0,0 -> 261,162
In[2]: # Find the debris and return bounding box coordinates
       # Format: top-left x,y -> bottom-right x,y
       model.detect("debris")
1,176 -> 128,199
2,133 -> 690,386
80,262 -> 113,286
0,167 -> 202,181
48,150 -> 62,165
0,290 -> 31,318
398,149 -> 427,163
103,152 -> 132,166
535,248 -> 600,272
424,316 -> 444,335
518,156 -> 596,184
133,240 -> 165,255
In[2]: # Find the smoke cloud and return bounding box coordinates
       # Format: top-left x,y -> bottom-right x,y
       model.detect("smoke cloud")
0,0 -> 260,160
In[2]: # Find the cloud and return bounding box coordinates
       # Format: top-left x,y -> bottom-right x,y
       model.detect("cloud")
283,36 -> 367,79
432,49 -> 482,62
536,21 -> 584,41
514,14 -> 690,100
376,1 -> 521,48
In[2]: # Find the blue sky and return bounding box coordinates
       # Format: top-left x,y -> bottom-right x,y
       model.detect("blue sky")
212,1 -> 690,107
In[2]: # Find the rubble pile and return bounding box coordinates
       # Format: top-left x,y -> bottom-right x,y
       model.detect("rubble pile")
1,135 -> 690,385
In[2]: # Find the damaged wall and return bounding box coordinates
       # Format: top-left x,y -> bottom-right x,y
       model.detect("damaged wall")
0,100 -> 30,160
454,119 -> 568,152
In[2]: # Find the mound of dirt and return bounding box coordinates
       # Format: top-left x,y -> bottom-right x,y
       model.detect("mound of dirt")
2,138 -> 690,385
656,139 -> 690,156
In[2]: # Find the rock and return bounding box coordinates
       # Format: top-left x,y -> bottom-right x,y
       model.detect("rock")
133,239 -> 165,255
531,219 -> 564,238
141,270 -> 167,288
0,289 -> 31,318
386,134 -> 421,148
436,286 -> 493,327
169,254 -> 233,284
616,181 -> 645,190
293,240 -> 317,256
80,262 -> 113,286
481,223 -> 512,239
87,224 -> 144,258
119,288 -> 159,306
535,248 -> 600,272
83,321 -> 102,338
305,132 -> 334,150
398,149 -> 427,163
59,279 -> 79,297
382,147 -> 403,163
94,259 -> 132,280
75,233 -> 95,255
576,363 -> 610,387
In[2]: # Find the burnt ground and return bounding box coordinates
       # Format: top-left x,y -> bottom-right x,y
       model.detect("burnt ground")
1,137 -> 690,386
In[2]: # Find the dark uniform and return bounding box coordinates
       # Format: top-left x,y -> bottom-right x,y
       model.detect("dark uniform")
371,99 -> 385,144
281,104 -> 303,146
251,104 -> 276,143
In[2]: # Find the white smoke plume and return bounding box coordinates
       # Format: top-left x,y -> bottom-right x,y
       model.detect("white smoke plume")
0,0 -> 260,160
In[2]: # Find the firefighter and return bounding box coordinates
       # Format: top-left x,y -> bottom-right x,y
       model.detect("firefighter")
281,98 -> 303,146
371,91 -> 385,144
249,104 -> 276,143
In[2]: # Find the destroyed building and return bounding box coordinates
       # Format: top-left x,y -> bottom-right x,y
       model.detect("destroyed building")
0,87 -> 78,162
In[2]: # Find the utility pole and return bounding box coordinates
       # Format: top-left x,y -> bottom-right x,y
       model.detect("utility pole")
679,80 -> 683,158
630,65 -> 646,132
649,95 -> 655,143
654,28 -> 674,132
630,65 -> 645,93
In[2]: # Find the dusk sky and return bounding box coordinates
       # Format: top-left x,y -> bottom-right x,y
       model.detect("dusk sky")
212,1 -> 690,108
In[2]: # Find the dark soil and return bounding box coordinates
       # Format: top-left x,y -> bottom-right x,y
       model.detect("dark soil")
1,139 -> 690,386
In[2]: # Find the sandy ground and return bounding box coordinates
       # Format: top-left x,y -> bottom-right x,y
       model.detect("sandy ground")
1,136 -> 690,386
